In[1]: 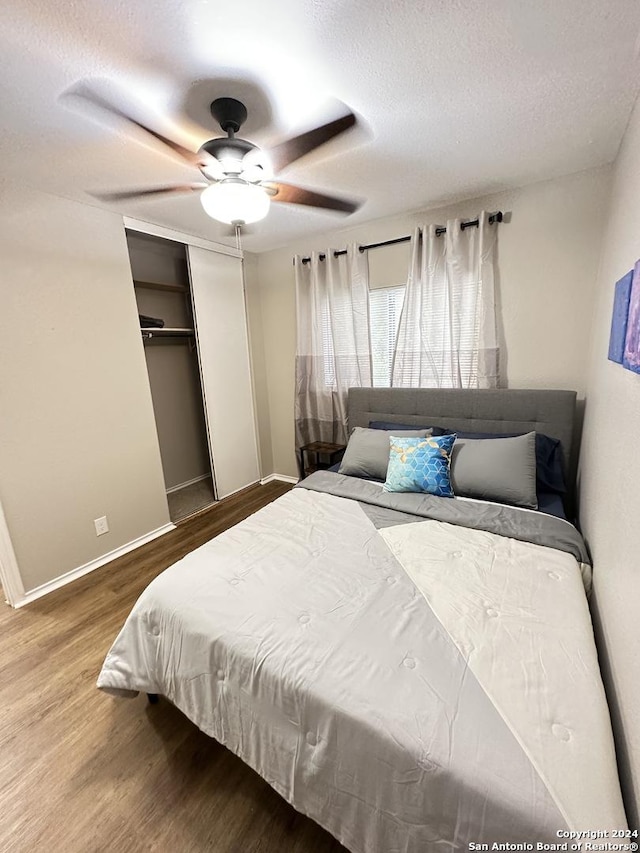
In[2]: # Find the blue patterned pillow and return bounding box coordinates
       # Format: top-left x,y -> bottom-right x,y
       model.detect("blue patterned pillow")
383,434 -> 457,496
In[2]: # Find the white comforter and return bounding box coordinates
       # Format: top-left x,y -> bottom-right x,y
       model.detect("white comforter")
98,487 -> 626,851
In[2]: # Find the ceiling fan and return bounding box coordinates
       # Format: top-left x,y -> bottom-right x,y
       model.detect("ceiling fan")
71,87 -> 362,225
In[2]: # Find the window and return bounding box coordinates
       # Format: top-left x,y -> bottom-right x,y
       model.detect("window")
322,284 -> 405,389
369,285 -> 405,387
302,224 -> 497,418
321,279 -> 485,389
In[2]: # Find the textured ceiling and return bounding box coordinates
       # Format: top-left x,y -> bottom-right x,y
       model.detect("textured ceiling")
1,0 -> 640,252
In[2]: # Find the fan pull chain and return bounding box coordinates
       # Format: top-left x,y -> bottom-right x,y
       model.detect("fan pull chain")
234,224 -> 243,252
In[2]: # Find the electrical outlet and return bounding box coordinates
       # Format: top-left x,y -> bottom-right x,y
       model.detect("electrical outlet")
94,516 -> 109,536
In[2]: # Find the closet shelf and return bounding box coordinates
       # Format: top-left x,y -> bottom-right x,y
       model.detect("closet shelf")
141,327 -> 195,339
134,279 -> 188,293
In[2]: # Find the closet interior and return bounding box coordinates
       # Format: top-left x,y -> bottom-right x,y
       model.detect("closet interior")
126,230 -> 216,522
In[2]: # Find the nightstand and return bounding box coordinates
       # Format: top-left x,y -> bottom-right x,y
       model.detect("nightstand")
298,441 -> 346,479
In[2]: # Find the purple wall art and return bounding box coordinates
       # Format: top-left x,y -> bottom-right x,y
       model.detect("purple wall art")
623,260 -> 640,374
608,269 -> 633,364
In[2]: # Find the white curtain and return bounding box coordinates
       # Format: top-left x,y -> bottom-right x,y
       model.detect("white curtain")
295,246 -> 372,448
391,211 -> 499,388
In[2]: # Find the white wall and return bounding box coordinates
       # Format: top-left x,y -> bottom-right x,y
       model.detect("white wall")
253,167 -> 611,478
0,183 -> 170,593
580,94 -> 640,827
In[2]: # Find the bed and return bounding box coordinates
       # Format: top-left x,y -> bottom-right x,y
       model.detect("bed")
98,388 -> 628,850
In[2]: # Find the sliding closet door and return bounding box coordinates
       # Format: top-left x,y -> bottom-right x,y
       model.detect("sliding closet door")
187,246 -> 260,499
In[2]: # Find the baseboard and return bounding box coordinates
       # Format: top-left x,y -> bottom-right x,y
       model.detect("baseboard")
260,474 -> 299,485
165,474 -> 210,495
12,522 -> 176,609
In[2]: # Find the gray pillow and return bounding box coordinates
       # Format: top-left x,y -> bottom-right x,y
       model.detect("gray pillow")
339,426 -> 432,481
450,432 -> 538,509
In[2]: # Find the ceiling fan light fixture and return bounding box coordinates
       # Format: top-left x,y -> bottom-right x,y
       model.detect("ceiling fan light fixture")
200,179 -> 270,225
73,89 -> 361,220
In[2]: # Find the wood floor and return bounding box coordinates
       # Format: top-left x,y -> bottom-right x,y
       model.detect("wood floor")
0,481 -> 348,853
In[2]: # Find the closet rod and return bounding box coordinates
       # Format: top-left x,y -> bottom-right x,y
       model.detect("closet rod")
297,211 -> 503,265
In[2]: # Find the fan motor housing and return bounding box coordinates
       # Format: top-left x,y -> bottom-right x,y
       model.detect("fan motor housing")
200,137 -> 258,160
198,137 -> 258,162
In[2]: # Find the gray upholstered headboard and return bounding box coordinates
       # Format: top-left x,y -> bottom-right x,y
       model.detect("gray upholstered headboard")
347,387 -> 577,486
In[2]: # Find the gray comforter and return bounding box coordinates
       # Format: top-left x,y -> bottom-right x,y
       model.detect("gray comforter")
98,473 -> 625,851
297,470 -> 590,565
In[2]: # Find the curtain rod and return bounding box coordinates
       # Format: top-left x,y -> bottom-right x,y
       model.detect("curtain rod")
297,211 -> 503,265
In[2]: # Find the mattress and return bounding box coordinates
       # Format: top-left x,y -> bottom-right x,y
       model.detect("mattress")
97,471 -> 626,851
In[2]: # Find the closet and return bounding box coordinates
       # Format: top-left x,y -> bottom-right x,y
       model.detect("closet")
126,228 -> 260,522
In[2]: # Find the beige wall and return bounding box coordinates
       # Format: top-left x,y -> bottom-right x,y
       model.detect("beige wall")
253,167 -> 611,478
580,94 -> 640,827
0,184 -> 170,592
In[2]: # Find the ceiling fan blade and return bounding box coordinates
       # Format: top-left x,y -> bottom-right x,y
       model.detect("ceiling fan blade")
65,84 -> 210,169
267,112 -> 356,173
268,182 -> 361,214
90,184 -> 208,202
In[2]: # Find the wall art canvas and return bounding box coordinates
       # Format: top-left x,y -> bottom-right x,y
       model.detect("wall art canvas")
623,260 -> 640,374
608,269 -> 633,364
